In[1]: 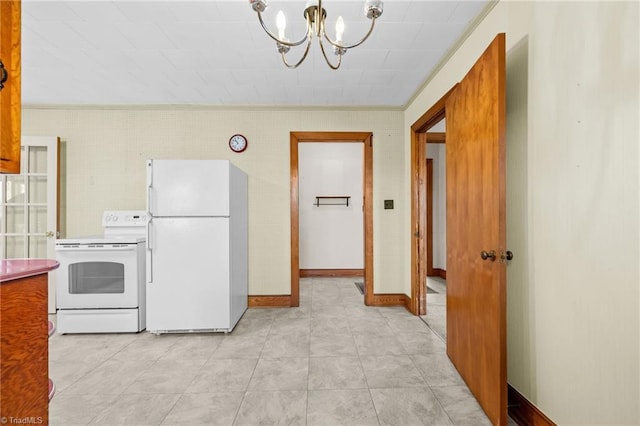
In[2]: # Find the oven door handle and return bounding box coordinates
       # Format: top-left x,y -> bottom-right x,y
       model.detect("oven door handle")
146,219 -> 153,284
55,245 -> 136,251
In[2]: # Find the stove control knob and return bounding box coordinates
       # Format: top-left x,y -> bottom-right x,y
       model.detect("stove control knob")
112,216 -> 118,222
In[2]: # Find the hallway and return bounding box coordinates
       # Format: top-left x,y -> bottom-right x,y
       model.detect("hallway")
49,277 -> 493,425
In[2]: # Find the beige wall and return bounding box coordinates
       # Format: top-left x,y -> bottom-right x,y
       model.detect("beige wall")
405,1 -> 639,424
23,108 -> 405,296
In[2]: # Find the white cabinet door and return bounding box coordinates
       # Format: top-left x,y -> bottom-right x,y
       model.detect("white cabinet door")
0,136 -> 59,313
147,217 -> 230,331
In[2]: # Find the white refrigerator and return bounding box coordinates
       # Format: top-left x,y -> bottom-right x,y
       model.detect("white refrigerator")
146,159 -> 248,333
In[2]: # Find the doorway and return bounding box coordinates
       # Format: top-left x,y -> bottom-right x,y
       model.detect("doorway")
426,123 -> 447,280
409,90 -> 452,316
290,132 -> 374,307
298,143 -> 364,277
423,123 -> 447,340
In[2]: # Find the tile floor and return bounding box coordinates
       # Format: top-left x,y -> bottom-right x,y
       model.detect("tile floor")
49,277 -> 493,425
421,277 -> 447,340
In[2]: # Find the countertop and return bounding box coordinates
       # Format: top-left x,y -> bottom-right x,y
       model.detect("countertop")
0,259 -> 60,283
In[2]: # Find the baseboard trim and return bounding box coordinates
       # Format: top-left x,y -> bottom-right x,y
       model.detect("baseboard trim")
250,292 -> 412,311
434,268 -> 446,279
404,294 -> 412,311
508,384 -> 556,426
370,293 -> 409,307
300,269 -> 364,277
248,295 -> 291,308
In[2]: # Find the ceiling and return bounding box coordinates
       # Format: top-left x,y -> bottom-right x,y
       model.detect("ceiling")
22,0 -> 490,107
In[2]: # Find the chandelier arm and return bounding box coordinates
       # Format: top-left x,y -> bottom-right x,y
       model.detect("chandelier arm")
257,10 -> 310,47
281,37 -> 314,69
317,38 -> 342,71
252,0 -> 381,70
322,17 -> 377,50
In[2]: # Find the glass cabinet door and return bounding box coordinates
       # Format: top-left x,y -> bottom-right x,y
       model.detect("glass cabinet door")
1,144 -> 51,258
0,137 -> 59,312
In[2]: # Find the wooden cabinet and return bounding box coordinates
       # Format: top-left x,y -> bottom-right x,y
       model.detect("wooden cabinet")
0,259 -> 59,425
0,0 -> 21,174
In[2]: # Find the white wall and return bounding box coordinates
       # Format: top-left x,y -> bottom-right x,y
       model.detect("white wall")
298,143 -> 363,269
405,1 -> 639,424
426,143 -> 446,270
23,107 -> 405,296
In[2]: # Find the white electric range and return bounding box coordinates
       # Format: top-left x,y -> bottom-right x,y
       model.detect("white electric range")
55,211 -> 147,334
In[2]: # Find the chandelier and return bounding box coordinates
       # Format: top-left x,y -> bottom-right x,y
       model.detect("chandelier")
249,0 -> 384,70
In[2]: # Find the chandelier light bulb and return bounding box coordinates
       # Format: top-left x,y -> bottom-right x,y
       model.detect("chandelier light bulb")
276,10 -> 287,39
335,16 -> 345,43
250,0 -> 382,69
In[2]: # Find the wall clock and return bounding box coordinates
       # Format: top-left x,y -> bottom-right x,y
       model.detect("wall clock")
229,134 -> 248,153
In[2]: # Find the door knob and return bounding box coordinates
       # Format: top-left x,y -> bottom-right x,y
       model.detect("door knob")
480,250 -> 496,261
0,58 -> 7,91
501,250 -> 514,262
45,231 -> 55,238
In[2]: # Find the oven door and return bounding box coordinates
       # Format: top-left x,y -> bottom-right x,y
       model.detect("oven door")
56,244 -> 139,309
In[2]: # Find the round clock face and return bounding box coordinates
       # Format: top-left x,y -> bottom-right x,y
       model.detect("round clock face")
229,134 -> 248,153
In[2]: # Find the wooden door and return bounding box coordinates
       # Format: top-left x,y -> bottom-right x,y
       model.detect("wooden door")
445,33 -> 506,425
0,0 -> 21,174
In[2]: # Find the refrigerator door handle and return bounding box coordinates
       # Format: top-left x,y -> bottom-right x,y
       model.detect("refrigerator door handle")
148,186 -> 153,216
146,219 -> 153,284
147,160 -> 153,216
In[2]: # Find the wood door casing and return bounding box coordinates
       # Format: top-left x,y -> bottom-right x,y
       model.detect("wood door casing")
410,87 -> 456,316
0,0 -> 21,174
426,132 -> 446,143
445,33 -> 507,425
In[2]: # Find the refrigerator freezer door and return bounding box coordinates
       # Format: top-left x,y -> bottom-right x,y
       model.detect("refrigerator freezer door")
147,217 -> 231,332
148,160 -> 230,217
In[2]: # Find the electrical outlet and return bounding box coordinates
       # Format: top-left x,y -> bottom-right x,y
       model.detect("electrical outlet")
384,200 -> 394,209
